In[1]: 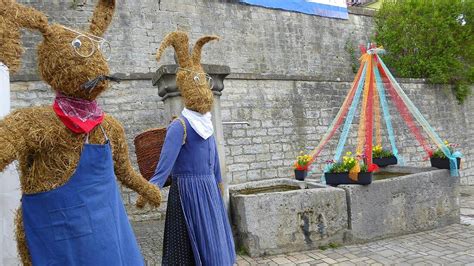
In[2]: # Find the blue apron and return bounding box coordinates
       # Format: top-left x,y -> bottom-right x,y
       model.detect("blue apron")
21,126 -> 144,266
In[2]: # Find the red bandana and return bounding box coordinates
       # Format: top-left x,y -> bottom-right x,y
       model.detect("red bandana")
53,93 -> 104,134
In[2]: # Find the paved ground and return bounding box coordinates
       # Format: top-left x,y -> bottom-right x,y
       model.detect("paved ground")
461,186 -> 474,226
133,186 -> 474,265
133,219 -> 165,266
235,224 -> 474,265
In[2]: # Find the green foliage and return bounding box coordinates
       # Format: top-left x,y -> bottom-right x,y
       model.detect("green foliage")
329,162 -> 351,173
374,0 -> 474,103
327,152 -> 368,173
344,34 -> 359,74
431,140 -> 460,159
319,242 -> 342,250
70,0 -> 85,9
372,145 -> 394,158
236,245 -> 248,256
432,149 -> 449,159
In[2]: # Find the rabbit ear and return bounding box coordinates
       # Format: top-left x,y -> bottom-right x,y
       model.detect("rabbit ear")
190,35 -> 219,66
0,0 -> 51,73
0,16 -> 22,73
156,31 -> 192,68
89,0 -> 115,37
0,0 -> 50,34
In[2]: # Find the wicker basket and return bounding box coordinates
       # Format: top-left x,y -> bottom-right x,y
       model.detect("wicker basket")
134,127 -> 168,181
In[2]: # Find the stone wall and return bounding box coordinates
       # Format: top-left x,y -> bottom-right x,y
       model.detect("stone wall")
7,0 -> 474,223
13,0 -> 373,80
221,77 -> 474,186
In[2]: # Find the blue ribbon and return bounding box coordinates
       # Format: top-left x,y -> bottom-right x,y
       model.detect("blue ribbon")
320,63 -> 368,184
373,63 -> 404,165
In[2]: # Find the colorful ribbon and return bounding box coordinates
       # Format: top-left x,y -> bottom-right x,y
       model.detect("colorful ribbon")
307,45 -> 460,180
373,63 -> 403,165
377,54 -> 460,176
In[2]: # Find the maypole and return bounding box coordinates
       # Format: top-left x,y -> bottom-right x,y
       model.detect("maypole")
305,44 -> 461,185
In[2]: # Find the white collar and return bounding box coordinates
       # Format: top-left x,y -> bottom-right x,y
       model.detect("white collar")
181,108 -> 214,140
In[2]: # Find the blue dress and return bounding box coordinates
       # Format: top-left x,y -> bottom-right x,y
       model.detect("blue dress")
21,127 -> 144,265
150,117 -> 236,266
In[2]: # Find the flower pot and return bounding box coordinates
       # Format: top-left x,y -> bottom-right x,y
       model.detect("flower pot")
325,172 -> 372,185
373,156 -> 398,167
294,170 -> 308,181
430,157 -> 461,169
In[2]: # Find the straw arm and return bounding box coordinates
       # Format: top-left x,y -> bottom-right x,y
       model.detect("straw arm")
105,115 -> 161,208
0,129 -> 19,172
0,110 -> 30,172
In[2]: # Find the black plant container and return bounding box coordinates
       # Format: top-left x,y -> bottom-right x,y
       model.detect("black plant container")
430,157 -> 461,169
373,156 -> 398,167
294,170 -> 308,181
325,172 -> 372,185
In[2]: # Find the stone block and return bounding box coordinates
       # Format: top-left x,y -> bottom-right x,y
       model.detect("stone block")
341,166 -> 460,243
230,178 -> 348,257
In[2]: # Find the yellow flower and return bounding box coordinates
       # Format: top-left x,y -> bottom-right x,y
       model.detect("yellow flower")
444,140 -> 449,145
372,145 -> 382,152
346,151 -> 352,156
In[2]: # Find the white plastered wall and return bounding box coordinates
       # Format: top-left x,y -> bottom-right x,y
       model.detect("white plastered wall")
0,63 -> 20,266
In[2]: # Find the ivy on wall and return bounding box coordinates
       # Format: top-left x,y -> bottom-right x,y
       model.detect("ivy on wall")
374,0 -> 473,103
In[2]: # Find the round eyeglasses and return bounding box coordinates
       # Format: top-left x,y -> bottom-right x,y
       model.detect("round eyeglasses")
61,26 -> 112,61
178,67 -> 214,90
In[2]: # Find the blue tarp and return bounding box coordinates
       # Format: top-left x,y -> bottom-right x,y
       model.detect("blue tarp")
240,0 -> 349,20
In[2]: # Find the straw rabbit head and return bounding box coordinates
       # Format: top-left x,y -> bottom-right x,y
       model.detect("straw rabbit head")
156,31 -> 219,114
0,0 -> 115,100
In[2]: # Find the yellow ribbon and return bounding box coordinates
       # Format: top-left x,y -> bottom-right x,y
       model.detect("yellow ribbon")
349,160 -> 361,181
356,54 -> 373,155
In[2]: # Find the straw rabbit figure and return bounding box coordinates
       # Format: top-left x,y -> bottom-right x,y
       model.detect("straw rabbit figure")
136,31 -> 222,208
0,0 -> 161,264
136,31 -> 236,266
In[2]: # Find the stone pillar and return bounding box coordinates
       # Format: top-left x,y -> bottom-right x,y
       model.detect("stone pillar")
0,62 -> 20,266
152,64 -> 231,205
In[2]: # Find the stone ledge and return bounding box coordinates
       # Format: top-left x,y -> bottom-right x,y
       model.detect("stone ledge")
348,6 -> 376,17
10,71 -> 431,85
227,73 -> 429,84
341,166 -> 460,243
152,64 -> 231,100
152,64 -> 231,86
